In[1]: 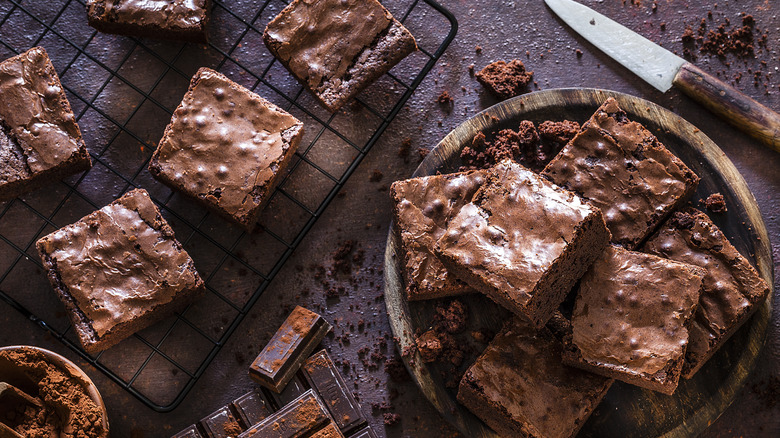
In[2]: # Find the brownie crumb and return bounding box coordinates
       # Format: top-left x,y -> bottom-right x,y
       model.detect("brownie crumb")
475,45 -> 482,54
433,300 -> 468,334
415,330 -> 443,363
683,14 -> 757,61
468,64 -> 475,75
575,49 -> 583,58
475,60 -> 533,100
437,90 -> 453,106
418,147 -> 429,161
670,211 -> 696,230
460,119 -> 578,172
383,412 -> 401,426
704,193 -> 727,213
332,240 -> 357,274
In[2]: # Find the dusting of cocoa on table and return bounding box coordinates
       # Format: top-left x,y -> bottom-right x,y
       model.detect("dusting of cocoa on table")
0,348 -> 106,438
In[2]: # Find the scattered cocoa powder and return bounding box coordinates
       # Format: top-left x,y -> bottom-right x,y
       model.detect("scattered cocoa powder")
0,348 -> 106,438
223,420 -> 242,435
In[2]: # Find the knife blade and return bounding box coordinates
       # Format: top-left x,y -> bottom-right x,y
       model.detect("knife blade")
545,0 -> 780,152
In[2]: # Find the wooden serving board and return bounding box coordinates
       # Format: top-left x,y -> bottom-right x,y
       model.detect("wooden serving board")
383,88 -> 774,438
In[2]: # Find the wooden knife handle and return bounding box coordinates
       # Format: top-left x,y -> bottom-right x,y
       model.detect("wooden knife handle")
673,63 -> 780,153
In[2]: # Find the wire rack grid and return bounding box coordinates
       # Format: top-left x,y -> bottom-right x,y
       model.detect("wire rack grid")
0,0 -> 456,411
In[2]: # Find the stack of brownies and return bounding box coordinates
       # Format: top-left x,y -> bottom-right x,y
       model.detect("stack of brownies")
390,97 -> 770,438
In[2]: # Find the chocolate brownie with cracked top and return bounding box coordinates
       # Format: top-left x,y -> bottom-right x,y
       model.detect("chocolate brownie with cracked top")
149,68 -> 304,231
563,245 -> 705,394
36,189 -> 204,354
434,159 -> 610,328
0,47 -> 91,201
390,170 -> 487,301
643,208 -> 770,378
86,0 -> 211,43
458,317 -> 613,438
263,0 -> 417,112
542,97 -> 699,249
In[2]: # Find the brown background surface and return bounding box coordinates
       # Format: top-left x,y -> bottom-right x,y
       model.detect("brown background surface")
0,0 -> 778,437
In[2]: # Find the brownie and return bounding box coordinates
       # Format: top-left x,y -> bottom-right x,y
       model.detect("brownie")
149,68 -> 304,231
475,60 -> 533,100
643,208 -> 770,378
0,47 -> 91,201
542,97 -> 700,249
458,317 -> 613,438
390,170 -> 487,301
563,246 -> 705,394
36,189 -> 204,354
434,160 -> 610,328
85,0 -> 211,43
263,0 -> 417,112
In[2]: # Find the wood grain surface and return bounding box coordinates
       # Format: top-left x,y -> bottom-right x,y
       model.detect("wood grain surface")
673,63 -> 780,153
384,88 -> 774,438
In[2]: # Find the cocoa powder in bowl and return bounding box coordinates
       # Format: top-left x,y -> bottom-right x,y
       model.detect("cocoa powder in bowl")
0,347 -> 107,438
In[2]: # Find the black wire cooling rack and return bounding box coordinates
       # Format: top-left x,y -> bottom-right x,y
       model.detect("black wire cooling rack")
0,0 -> 456,411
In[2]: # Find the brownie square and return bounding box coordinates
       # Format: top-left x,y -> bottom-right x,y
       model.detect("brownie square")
36,189 -> 204,354
149,68 -> 304,231
434,159 -> 610,328
563,246 -> 705,394
0,47 -> 91,201
263,0 -> 417,112
542,97 -> 700,249
643,208 -> 771,378
85,0 -> 211,43
458,317 -> 613,438
390,170 -> 487,301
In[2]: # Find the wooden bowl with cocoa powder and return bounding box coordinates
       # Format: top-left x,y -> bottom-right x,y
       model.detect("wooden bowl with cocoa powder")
0,345 -> 109,438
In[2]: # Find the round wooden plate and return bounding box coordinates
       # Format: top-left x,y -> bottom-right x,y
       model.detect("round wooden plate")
383,88 -> 773,438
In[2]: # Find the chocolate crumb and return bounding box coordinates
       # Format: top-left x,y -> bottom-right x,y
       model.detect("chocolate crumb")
383,412 -> 401,426
437,90 -> 453,105
575,49 -> 583,58
475,60 -> 533,100
398,138 -> 411,162
369,169 -> 383,182
704,193 -> 727,213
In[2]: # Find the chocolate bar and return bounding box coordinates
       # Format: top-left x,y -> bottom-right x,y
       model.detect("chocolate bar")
238,390 -> 332,438
302,350 -> 367,434
310,424 -> 345,438
199,405 -> 243,438
349,427 -> 377,438
270,374 -> 309,408
232,391 -> 273,429
249,306 -> 332,392
171,425 -> 203,438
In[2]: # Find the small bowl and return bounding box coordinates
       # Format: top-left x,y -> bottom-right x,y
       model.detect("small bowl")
0,345 -> 109,437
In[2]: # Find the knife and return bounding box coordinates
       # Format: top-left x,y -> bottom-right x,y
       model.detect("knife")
545,0 -> 780,152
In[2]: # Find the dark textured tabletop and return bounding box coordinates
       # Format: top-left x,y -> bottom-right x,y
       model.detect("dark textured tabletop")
0,0 -> 778,437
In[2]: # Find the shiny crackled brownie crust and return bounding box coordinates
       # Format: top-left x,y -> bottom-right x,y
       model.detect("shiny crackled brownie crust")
435,160 -> 610,328
643,208 -> 770,378
86,0 -> 211,43
263,0 -> 417,112
390,170 -> 487,301
149,68 -> 304,231
563,246 -> 705,394
0,47 -> 91,201
542,97 -> 699,249
458,317 -> 613,438
36,189 -> 204,354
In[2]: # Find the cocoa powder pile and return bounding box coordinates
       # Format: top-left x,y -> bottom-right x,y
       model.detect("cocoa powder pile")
0,348 -> 106,438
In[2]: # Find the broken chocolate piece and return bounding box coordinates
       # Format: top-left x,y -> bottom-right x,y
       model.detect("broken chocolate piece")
302,350 -> 367,434
249,306 -> 332,393
199,405 -> 243,438
238,390 -> 332,438
171,425 -> 204,438
232,391 -> 273,429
